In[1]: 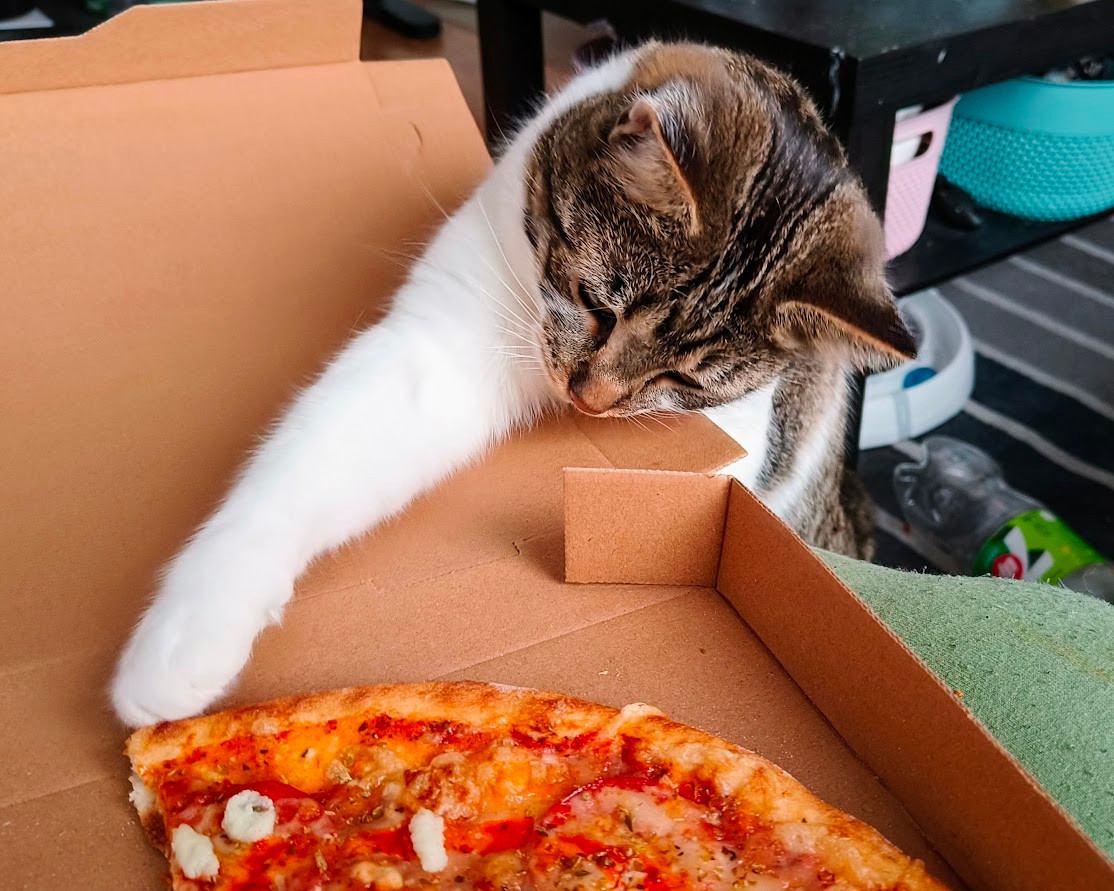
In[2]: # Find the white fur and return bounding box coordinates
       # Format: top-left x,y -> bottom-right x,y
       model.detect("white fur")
702,383 -> 776,494
111,52 -> 642,726
706,376 -> 848,524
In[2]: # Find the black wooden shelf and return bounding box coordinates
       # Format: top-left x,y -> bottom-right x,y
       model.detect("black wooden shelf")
0,1 -> 100,41
889,208 -> 1111,297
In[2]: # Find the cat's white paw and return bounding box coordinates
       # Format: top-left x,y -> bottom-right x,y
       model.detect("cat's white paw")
111,541 -> 292,726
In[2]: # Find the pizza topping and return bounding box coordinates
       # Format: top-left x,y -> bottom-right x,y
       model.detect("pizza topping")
128,772 -> 156,814
408,751 -> 479,820
221,789 -> 276,843
532,775 -> 754,890
408,807 -> 448,873
618,703 -> 663,722
226,781 -> 311,804
351,862 -> 405,888
171,823 -> 220,879
446,816 -> 535,855
327,760 -> 355,785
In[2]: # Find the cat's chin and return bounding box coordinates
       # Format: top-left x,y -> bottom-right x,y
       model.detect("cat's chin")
568,404 -> 637,420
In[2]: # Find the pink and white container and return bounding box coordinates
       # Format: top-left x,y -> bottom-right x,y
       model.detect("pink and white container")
883,98 -> 958,258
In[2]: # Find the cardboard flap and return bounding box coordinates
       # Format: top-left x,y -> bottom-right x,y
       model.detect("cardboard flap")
572,414 -> 744,473
716,479 -> 1114,891
564,468 -> 731,586
0,45 -> 489,671
0,0 -> 359,95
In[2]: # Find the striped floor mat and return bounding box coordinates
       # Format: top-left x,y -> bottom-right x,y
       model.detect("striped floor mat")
862,215 -> 1114,573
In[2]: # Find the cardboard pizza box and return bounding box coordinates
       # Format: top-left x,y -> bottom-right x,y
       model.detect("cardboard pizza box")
0,0 -> 1108,888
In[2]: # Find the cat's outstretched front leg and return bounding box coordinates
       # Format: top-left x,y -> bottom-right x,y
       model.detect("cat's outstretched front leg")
111,272 -> 545,726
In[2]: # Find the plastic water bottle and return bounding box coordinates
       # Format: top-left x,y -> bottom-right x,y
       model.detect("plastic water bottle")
893,436 -> 1114,603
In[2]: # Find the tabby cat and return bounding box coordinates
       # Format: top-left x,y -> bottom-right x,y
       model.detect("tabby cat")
112,42 -> 913,726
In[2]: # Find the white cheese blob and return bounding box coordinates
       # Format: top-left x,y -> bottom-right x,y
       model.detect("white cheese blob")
619,702 -> 664,721
171,824 -> 220,879
351,862 -> 404,888
221,789 -> 277,843
408,808 -> 448,873
605,702 -> 666,737
127,772 -> 155,814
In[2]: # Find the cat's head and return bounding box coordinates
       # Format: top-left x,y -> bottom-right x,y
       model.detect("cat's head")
522,42 -> 914,417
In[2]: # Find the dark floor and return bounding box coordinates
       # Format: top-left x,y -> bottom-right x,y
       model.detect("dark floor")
865,216 -> 1114,572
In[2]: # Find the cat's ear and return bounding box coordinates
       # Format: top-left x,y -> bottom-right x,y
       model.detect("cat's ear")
772,195 -> 915,371
608,86 -> 703,233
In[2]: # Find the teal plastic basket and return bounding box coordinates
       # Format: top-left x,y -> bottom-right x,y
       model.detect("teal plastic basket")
939,77 -> 1114,221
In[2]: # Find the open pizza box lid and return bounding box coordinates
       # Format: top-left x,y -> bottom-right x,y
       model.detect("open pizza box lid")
0,0 -> 1108,888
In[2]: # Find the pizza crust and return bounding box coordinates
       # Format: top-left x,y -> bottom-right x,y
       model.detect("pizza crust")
127,682 -> 615,767
125,681 -> 948,890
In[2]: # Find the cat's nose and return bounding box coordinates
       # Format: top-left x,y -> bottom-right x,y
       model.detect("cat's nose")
568,377 -> 623,415
568,386 -> 605,416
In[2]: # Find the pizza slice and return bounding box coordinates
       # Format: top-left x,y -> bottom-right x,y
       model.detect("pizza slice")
125,682 -> 949,890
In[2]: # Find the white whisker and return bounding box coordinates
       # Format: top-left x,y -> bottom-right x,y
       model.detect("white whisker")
485,302 -> 537,338
474,196 -> 538,315
408,173 -> 455,225
441,229 -> 542,326
481,286 -> 537,332
406,249 -> 538,340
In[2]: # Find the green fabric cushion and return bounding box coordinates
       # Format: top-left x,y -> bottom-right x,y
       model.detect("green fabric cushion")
820,551 -> 1114,859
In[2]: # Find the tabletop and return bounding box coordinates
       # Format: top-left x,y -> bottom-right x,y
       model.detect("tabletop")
650,0 -> 1114,60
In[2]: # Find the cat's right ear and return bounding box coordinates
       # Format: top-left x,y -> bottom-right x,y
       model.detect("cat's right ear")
771,192 -> 916,371
607,87 -> 703,234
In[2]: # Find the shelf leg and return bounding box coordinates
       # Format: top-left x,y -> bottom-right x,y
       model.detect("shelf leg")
477,0 -> 546,151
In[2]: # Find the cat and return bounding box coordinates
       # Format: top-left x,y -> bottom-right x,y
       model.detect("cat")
111,41 -> 913,726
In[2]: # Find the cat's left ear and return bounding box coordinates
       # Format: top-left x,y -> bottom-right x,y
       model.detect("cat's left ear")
608,84 -> 704,233
773,193 -> 915,371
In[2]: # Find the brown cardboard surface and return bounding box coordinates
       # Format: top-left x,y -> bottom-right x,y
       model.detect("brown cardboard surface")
0,777 -> 161,890
564,468 -> 1114,891
0,5 -> 489,670
565,468 -> 729,586
0,1 -> 744,884
0,0 -> 357,94
569,412 -> 742,473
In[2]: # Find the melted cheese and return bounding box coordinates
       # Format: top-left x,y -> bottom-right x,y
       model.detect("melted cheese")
605,702 -> 665,737
221,789 -> 276,843
171,824 -> 219,879
618,702 -> 663,721
127,772 -> 155,814
351,862 -> 404,888
408,808 -> 448,873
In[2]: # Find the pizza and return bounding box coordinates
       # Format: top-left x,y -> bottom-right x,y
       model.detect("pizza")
125,681 -> 949,890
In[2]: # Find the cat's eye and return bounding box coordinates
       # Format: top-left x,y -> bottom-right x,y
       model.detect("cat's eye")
655,371 -> 705,390
573,279 -> 618,344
